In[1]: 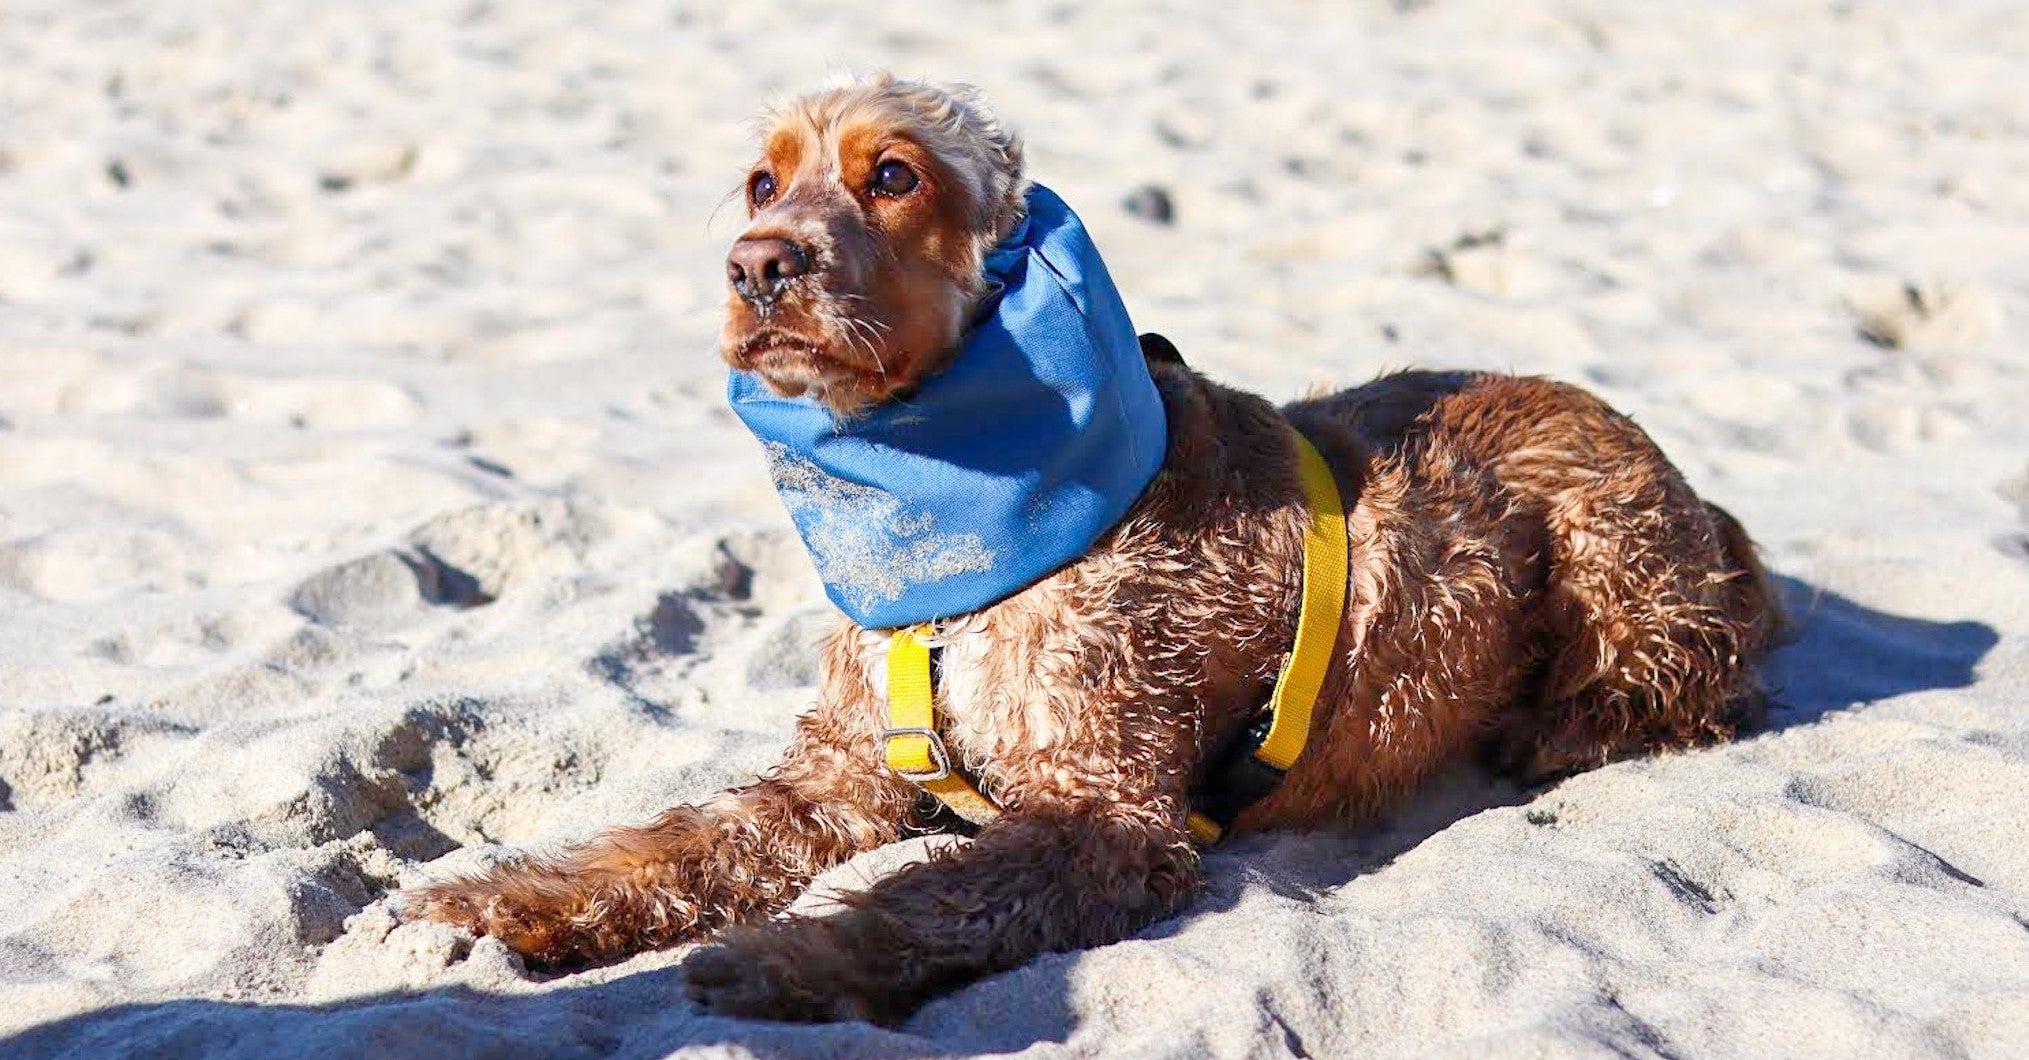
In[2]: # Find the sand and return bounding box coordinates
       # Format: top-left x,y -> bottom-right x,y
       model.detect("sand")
3,0 -> 2027,1056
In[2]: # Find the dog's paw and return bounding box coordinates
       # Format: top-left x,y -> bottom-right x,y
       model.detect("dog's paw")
392,881 -> 491,933
393,879 -> 595,968
683,931 -> 888,1024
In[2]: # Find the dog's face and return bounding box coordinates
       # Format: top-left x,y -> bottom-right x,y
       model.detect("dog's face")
720,75 -> 1026,416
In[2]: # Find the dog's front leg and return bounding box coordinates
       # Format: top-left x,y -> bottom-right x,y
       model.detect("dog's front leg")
399,704 -> 917,968
684,799 -> 1199,1024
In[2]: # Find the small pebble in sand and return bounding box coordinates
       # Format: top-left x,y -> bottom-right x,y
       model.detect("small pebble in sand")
1123,184 -> 1175,225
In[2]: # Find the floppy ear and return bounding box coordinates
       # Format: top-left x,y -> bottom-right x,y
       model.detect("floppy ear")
1138,333 -> 1188,368
937,82 -> 1029,245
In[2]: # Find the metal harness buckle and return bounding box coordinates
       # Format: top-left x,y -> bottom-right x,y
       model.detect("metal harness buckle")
882,726 -> 953,783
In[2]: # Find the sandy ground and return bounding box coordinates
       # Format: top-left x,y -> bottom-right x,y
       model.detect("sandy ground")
2,1 -> 2027,1057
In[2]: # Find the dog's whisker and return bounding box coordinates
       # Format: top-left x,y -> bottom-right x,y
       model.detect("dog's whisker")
812,307 -> 891,390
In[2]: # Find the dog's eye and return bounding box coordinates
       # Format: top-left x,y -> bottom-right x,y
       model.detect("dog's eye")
871,160 -> 918,197
749,171 -> 777,208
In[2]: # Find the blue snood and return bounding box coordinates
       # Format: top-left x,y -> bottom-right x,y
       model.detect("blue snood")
727,184 -> 1168,629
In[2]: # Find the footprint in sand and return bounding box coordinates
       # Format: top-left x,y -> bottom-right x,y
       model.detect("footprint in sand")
1849,280 -> 2003,355
0,707 -> 198,811
588,536 -> 757,696
287,551 -> 449,631
287,500 -> 611,631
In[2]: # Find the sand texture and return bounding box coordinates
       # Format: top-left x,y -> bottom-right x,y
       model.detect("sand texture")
3,1 -> 2028,1057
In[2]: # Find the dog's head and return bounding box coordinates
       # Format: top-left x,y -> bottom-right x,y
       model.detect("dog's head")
719,74 -> 1027,416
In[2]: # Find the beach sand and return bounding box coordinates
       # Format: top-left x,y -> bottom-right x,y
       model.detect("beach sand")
2,1 -> 2027,1056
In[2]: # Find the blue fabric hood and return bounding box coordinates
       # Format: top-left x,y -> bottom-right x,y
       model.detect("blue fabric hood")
727,183 -> 1168,628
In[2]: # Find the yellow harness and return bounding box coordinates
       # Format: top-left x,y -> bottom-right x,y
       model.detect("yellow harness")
882,426 -> 1349,845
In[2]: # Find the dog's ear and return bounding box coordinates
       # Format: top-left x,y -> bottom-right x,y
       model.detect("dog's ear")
936,82 -> 1029,245
1138,333 -> 1188,368
938,83 -> 1025,180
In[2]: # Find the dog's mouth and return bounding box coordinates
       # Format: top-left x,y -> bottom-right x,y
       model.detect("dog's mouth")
727,327 -> 892,412
732,328 -> 852,377
732,328 -> 824,367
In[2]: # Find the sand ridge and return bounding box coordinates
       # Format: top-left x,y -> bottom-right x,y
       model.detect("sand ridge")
1,1 -> 2027,1057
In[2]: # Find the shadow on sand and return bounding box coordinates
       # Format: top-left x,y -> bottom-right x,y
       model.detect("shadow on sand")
1762,576 -> 1999,728
4,578 -> 1997,1060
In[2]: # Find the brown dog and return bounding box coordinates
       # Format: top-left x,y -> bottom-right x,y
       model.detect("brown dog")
403,73 -> 1780,1023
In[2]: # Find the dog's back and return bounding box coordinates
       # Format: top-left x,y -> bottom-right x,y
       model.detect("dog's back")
1262,369 -> 1781,812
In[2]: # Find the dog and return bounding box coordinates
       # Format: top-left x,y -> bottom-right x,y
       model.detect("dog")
402,73 -> 1781,1024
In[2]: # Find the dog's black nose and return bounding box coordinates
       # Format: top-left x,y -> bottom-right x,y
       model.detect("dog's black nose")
727,238 -> 810,305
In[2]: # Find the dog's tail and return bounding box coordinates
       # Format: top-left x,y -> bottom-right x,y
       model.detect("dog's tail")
1707,501 -> 1789,654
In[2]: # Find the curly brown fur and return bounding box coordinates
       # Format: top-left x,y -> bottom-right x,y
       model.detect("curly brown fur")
403,74 -> 1780,1023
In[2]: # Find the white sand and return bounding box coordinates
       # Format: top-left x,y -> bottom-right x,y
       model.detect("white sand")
3,1 -> 2027,1056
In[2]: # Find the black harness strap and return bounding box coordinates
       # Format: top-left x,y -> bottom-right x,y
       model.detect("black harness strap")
1188,713 -> 1290,832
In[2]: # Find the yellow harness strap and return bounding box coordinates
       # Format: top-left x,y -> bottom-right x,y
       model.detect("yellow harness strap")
883,427 -> 1348,845
1182,809 -> 1228,845
884,624 -> 1004,827
1251,432 -> 1349,771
